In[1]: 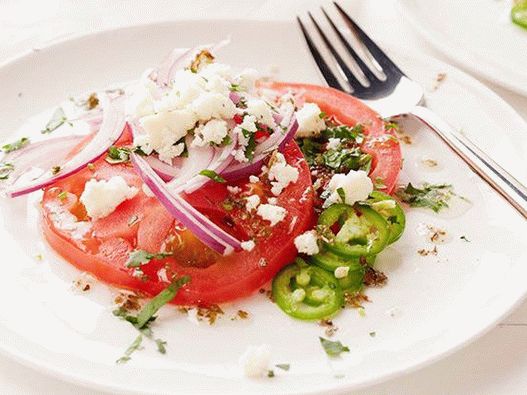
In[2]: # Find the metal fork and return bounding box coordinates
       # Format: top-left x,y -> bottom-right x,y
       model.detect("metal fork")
298,2 -> 527,219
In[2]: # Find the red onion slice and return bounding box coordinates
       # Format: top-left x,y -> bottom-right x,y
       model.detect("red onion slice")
131,153 -> 241,255
4,94 -> 126,198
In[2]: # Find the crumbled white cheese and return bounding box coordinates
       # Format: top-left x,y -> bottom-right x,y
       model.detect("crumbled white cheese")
294,230 -> 320,255
334,266 -> 350,279
246,99 -> 275,127
296,103 -> 326,137
138,109 -> 197,156
80,176 -> 138,220
245,194 -> 261,212
249,175 -> 259,184
192,119 -> 229,147
157,268 -> 170,283
191,92 -> 237,122
267,197 -> 277,205
157,142 -> 185,163
257,204 -> 286,226
236,68 -> 259,92
239,344 -> 271,378
267,152 -> 299,196
325,170 -> 373,207
227,185 -> 241,194
327,137 -> 341,150
125,69 -> 158,117
241,240 -> 256,251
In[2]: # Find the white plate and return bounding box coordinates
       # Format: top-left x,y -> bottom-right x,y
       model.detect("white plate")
398,0 -> 527,97
0,20 -> 526,395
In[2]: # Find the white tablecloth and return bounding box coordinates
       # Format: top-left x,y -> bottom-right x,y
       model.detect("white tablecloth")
1,1 -> 526,394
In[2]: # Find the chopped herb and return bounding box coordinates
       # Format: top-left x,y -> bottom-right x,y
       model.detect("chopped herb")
275,363 -> 290,371
369,331 -> 376,338
396,183 -> 454,213
57,191 -> 68,201
155,339 -> 167,354
460,235 -> 470,242
51,166 -> 61,175
319,337 -> 350,357
222,200 -> 234,211
229,83 -> 241,92
41,107 -> 70,134
0,163 -> 14,180
319,111 -> 327,119
106,146 -> 132,164
128,215 -> 139,227
267,370 -> 275,378
242,129 -> 257,161
2,137 -> 29,153
135,276 -> 190,329
322,124 -> 364,142
126,250 -> 173,268
220,134 -> 232,146
322,147 -> 372,173
336,187 -> 346,203
199,169 -> 226,183
116,334 -> 143,364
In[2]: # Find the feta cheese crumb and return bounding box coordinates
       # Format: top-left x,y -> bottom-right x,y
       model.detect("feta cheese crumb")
296,103 -> 326,137
227,185 -> 241,194
267,152 -> 299,196
257,204 -> 286,226
327,137 -> 341,150
241,240 -> 256,251
239,344 -> 271,378
249,175 -> 259,184
246,99 -> 275,127
245,194 -> 261,212
294,230 -> 320,255
191,92 -> 236,121
80,176 -> 138,220
325,170 -> 373,207
193,119 -> 229,146
267,197 -> 277,205
334,266 -> 350,279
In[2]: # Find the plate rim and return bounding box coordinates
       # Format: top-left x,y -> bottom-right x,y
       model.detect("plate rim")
396,0 -> 527,97
1,18 -> 527,395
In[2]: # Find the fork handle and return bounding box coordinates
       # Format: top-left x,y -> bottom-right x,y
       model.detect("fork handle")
410,105 -> 527,219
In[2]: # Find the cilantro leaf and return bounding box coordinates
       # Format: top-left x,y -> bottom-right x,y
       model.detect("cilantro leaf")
0,163 -> 14,180
126,250 -> 173,268
135,276 -> 190,329
2,137 -> 29,153
106,146 -> 132,164
322,124 -> 364,142
275,363 -> 290,371
41,107 -> 69,134
155,339 -> 167,354
241,129 -> 256,161
396,183 -> 454,212
199,169 -> 226,183
116,334 -> 143,364
319,337 -> 350,357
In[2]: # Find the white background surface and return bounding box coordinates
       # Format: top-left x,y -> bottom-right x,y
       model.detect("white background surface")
0,1 -> 526,394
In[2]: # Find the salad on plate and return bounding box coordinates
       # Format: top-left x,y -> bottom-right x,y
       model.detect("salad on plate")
0,43 -> 417,372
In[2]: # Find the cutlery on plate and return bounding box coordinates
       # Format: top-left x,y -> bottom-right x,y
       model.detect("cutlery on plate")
297,2 -> 527,219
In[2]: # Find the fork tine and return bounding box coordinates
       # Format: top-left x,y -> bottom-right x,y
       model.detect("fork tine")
307,12 -> 365,93
296,17 -> 345,92
333,2 -> 404,77
320,7 -> 381,85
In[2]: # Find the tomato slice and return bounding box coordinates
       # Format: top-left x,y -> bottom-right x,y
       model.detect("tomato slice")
41,140 -> 315,305
261,82 -> 402,194
41,83 -> 399,306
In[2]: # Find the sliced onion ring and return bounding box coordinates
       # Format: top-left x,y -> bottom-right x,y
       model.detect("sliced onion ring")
3,94 -> 126,198
131,153 -> 241,255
